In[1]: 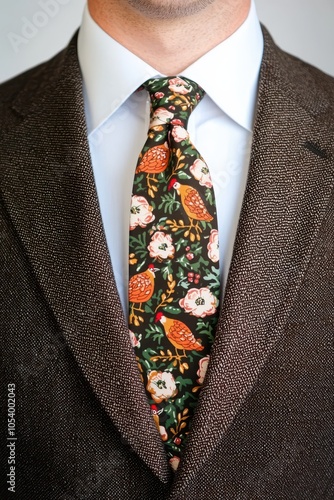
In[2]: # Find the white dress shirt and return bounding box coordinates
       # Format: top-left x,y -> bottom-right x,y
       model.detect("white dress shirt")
77,1 -> 264,315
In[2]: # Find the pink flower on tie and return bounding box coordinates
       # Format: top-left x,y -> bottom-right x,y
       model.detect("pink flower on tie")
170,119 -> 184,126
169,456 -> 181,471
147,371 -> 178,403
171,126 -> 189,143
197,356 -> 210,385
168,77 -> 192,95
190,158 -> 213,188
207,229 -> 219,263
129,330 -> 142,348
179,287 -> 218,318
130,195 -> 155,230
150,107 -> 174,128
148,231 -> 175,260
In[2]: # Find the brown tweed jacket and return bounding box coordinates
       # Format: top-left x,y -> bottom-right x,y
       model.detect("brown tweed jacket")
0,28 -> 333,499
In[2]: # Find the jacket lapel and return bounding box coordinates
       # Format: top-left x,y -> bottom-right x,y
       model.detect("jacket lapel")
171,28 -> 334,491
1,36 -> 171,482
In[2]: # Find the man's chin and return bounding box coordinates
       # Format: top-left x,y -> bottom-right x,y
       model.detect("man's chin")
127,0 -> 215,20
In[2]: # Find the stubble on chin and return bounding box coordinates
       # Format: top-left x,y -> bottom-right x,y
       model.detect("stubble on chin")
126,0 -> 215,19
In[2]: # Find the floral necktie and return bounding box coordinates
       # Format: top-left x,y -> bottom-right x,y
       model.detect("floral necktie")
128,77 -> 220,471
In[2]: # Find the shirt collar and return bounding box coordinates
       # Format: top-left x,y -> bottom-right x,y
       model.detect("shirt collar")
78,0 -> 263,134
78,6 -> 158,134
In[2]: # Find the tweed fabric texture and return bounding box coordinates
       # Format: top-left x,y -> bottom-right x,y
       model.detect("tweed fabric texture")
1,28 -> 334,499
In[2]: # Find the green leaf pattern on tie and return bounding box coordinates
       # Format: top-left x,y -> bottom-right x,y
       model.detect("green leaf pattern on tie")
129,77 -> 220,471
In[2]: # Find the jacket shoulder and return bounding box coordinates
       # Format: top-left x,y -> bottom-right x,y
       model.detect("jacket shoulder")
0,36 -> 78,135
261,27 -> 334,123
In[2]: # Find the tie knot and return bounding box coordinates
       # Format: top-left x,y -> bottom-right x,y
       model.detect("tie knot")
143,76 -> 205,129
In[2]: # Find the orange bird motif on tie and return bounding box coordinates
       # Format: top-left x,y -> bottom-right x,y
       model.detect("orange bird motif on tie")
136,143 -> 170,198
136,143 -> 170,175
168,178 -> 213,240
168,178 -> 213,222
155,312 -> 204,358
129,264 -> 158,325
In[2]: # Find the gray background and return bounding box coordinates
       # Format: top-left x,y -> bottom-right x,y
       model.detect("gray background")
1,0 -> 333,83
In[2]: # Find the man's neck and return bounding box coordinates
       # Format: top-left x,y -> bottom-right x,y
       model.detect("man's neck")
88,0 -> 251,74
